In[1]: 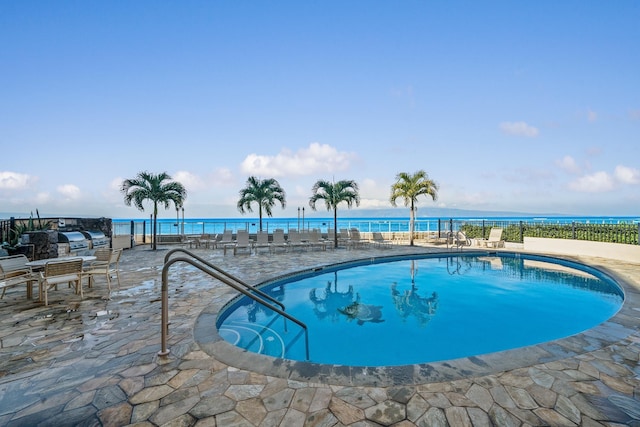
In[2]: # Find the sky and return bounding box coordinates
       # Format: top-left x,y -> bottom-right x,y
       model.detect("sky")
1,1 -> 639,220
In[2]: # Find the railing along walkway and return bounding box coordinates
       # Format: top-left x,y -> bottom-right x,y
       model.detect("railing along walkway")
159,248 -> 309,359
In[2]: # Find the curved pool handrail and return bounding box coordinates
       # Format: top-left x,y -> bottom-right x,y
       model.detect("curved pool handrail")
164,248 -> 285,311
159,253 -> 309,360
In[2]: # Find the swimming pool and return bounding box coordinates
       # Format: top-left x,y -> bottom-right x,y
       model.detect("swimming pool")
216,253 -> 623,367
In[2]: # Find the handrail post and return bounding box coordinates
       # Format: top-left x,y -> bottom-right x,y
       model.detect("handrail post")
159,251 -> 309,360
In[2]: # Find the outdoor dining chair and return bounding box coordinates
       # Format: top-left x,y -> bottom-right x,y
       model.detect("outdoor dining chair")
39,258 -> 84,306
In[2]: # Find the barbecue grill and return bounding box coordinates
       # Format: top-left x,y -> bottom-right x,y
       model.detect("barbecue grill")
58,231 -> 90,252
81,230 -> 110,249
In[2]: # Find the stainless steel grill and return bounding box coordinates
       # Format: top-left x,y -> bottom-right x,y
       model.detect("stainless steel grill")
58,231 -> 90,251
81,230 -> 110,249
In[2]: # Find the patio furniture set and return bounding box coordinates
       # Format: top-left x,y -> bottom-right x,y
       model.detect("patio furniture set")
0,248 -> 122,306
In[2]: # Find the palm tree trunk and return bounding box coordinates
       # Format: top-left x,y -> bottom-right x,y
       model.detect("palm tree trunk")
259,206 -> 263,232
409,201 -> 415,246
333,207 -> 338,248
152,204 -> 158,250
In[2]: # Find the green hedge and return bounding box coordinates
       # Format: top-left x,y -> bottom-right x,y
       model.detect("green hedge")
459,222 -> 639,245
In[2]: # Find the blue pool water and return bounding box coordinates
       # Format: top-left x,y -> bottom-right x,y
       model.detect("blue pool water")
217,253 -> 623,367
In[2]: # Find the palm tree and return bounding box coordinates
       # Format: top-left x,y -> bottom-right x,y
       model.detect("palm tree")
237,176 -> 286,232
390,170 -> 439,246
121,171 -> 187,250
309,179 -> 360,248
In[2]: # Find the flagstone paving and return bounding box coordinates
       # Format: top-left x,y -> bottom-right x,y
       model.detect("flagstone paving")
0,243 -> 639,426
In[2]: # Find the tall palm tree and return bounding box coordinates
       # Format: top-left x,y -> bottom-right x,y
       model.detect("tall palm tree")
237,176 -> 286,232
121,171 -> 187,250
390,170 -> 439,246
309,179 -> 360,248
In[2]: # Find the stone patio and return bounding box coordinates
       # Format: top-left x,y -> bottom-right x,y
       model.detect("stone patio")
0,243 -> 639,426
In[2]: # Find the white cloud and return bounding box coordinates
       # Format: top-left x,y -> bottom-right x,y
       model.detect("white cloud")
33,192 -> 52,205
556,155 -> 581,174
240,143 -> 356,177
57,184 -> 81,200
499,121 -> 539,138
568,171 -> 614,192
614,165 -> 640,184
173,170 -> 203,191
211,168 -> 235,185
0,171 -> 36,190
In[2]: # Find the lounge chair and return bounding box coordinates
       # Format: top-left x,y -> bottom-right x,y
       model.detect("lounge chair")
326,229 -> 338,249
218,230 -> 235,252
270,229 -> 288,253
338,229 -> 351,247
482,227 -> 504,248
254,231 -> 270,253
371,232 -> 392,249
229,230 -> 252,255
447,231 -> 471,250
287,230 -> 308,251
346,228 -> 367,249
307,229 -> 327,251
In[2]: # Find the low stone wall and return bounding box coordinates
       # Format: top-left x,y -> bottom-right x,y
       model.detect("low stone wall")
524,237 -> 640,263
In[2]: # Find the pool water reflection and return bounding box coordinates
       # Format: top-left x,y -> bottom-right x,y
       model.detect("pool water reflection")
217,253 -> 623,366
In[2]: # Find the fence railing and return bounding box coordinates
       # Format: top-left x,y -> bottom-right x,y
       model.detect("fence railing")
111,218 -> 640,246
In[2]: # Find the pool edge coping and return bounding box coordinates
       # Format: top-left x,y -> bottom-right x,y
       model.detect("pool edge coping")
193,250 -> 640,387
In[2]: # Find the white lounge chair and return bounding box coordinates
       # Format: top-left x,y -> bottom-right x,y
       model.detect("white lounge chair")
270,229 -> 288,253
447,231 -> 471,250
254,231 -> 270,253
287,230 -> 308,251
218,230 -> 235,252
232,230 -> 252,255
371,232 -> 392,249
482,228 -> 504,248
346,228 -> 367,249
307,229 -> 327,251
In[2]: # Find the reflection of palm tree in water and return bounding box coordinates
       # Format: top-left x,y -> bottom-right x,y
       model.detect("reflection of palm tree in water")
246,284 -> 285,322
391,282 -> 438,327
309,272 -> 358,322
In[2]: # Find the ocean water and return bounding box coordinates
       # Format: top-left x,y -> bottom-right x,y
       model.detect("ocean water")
112,215 -> 639,237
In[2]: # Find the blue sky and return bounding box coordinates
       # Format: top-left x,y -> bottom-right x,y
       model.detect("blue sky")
1,1 -> 639,219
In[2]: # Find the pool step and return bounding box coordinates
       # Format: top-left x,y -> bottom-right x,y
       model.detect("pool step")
218,320 -> 306,359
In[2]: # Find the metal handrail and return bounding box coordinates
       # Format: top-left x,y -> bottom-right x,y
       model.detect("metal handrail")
158,252 -> 309,360
164,248 -> 285,311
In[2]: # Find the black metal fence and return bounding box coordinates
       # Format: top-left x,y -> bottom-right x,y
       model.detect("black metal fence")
456,220 -> 640,245
3,217 -> 639,247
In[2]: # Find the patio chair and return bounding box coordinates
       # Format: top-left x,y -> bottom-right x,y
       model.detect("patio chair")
287,230 -> 308,251
270,229 -> 288,253
338,229 -> 351,247
218,229 -> 235,252
84,249 -> 123,295
346,228 -> 367,249
39,258 -> 84,306
229,230 -> 252,255
371,232 -> 392,249
254,231 -> 270,253
482,227 -> 504,248
307,229 -> 328,251
326,229 -> 338,249
0,255 -> 38,300
447,231 -> 471,250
